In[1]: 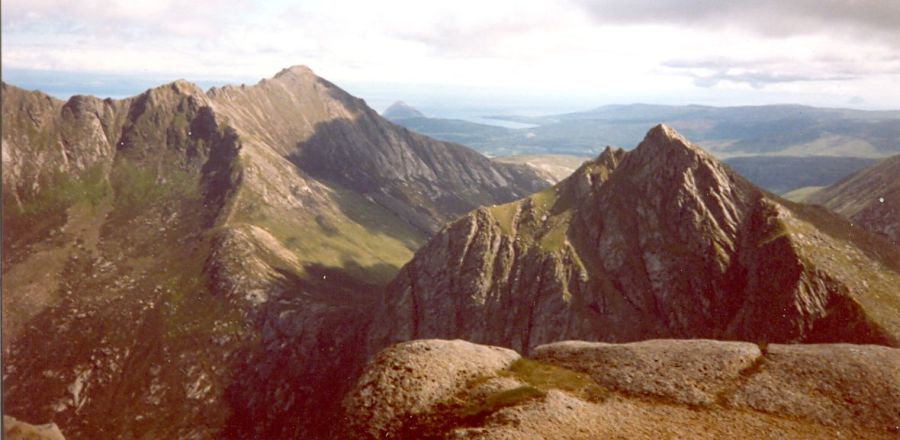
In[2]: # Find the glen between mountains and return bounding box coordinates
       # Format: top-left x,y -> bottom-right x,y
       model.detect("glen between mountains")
2,66 -> 546,439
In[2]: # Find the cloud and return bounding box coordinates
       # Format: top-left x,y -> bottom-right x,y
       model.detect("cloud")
0,0 -> 300,77
2,0 -> 900,109
572,0 -> 900,47
379,0 -> 584,58
2,0 -> 252,38
662,53 -> 900,89
689,70 -> 854,89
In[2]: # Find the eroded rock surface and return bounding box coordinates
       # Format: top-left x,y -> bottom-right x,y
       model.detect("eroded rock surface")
343,339 -> 520,438
3,415 -> 66,440
344,339 -> 900,439
533,339 -> 762,405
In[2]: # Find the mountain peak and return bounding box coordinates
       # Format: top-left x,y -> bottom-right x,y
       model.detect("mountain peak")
274,65 -> 317,79
596,145 -> 625,166
373,124 -> 900,358
146,79 -> 207,99
627,123 -> 717,174
638,123 -> 700,153
383,101 -> 425,119
646,123 -> 685,143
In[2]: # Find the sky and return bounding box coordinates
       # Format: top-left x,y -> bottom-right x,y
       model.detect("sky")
3,0 -> 900,114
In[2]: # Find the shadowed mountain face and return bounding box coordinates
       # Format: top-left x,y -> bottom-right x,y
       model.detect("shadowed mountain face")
371,125 -> 900,355
1,67 -> 548,439
808,155 -> 900,245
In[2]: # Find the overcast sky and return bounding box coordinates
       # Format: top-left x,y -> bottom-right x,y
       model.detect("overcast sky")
3,0 -> 899,112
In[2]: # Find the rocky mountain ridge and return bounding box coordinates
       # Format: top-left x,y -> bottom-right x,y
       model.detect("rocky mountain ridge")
371,125 -> 900,355
1,66 -> 548,439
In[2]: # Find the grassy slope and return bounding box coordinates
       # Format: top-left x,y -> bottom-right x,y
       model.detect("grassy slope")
777,197 -> 900,341
782,186 -> 823,202
488,184 -> 572,253
230,177 -> 425,287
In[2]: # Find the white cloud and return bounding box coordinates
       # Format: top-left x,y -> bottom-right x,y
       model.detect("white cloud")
2,0 -> 898,109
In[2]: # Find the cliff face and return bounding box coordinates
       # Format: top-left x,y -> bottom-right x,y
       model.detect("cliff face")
343,339 -> 900,439
1,67 -> 548,439
208,66 -> 546,237
3,80 -> 246,439
372,125 -> 900,354
808,154 -> 900,245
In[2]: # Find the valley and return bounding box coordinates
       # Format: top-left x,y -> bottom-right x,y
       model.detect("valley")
3,70 -> 898,440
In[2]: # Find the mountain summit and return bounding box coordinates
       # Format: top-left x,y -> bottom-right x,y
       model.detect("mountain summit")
272,64 -> 317,79
371,125 -> 900,354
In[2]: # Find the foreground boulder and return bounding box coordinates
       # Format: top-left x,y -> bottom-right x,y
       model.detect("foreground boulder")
343,339 -> 900,439
342,339 -> 520,438
3,415 -> 66,440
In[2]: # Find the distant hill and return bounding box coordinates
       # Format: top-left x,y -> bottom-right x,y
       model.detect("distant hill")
493,153 -> 876,194
722,156 -> 877,194
382,101 -> 425,119
391,103 -> 892,194
382,102 -> 514,151
390,103 -> 900,158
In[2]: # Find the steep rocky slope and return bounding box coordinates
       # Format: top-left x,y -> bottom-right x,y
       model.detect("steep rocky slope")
208,67 -> 545,238
3,79 -> 246,439
808,155 -> 900,245
372,125 -> 900,354
343,339 -> 900,439
1,67 -> 547,439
